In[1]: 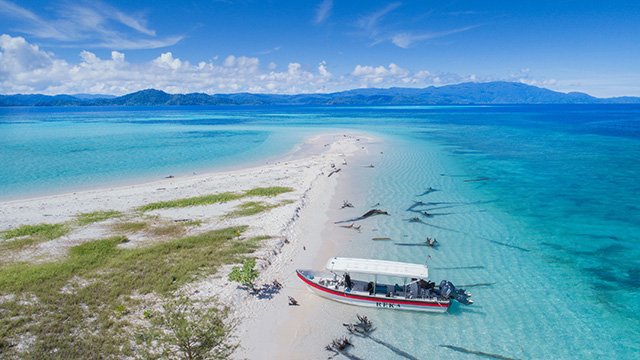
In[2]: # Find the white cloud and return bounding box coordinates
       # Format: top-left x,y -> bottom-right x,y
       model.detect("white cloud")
111,51 -> 124,63
314,0 -> 333,25
154,52 -> 183,70
0,34 -> 54,72
354,3 -> 479,48
350,63 -> 407,86
318,61 -> 331,77
0,0 -> 180,49
358,2 -> 401,34
391,26 -> 480,48
2,34 -> 583,96
223,55 -> 236,67
0,34 -> 342,95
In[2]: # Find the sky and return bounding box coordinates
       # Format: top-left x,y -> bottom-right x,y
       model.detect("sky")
0,0 -> 639,97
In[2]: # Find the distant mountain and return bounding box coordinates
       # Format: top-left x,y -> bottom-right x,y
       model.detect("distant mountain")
1,82 -> 639,106
0,94 -> 83,106
91,89 -> 234,106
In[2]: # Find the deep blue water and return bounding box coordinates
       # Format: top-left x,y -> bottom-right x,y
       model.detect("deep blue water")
1,104 -> 638,358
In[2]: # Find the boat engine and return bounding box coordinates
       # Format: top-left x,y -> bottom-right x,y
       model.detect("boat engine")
440,280 -> 473,305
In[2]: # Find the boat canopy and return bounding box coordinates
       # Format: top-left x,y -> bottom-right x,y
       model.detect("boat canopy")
325,257 -> 429,279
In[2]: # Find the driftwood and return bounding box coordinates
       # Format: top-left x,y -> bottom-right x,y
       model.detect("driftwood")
362,209 -> 388,218
326,337 -> 352,351
372,237 -> 391,241
328,168 -> 341,177
417,187 -> 437,196
342,200 -> 354,208
340,223 -> 361,231
426,237 -> 438,247
343,315 -> 420,360
325,337 -> 362,360
334,209 -> 388,224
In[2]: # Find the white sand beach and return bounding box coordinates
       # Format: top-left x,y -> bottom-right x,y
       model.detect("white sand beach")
0,131 -> 382,358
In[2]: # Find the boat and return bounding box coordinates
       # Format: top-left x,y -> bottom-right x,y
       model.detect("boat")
296,257 -> 473,312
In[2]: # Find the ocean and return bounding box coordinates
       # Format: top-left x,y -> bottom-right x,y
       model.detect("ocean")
1,104 -> 638,358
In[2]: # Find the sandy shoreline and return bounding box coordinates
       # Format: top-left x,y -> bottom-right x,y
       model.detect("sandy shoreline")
0,131 -> 383,358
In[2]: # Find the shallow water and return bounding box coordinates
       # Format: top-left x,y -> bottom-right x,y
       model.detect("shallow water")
1,104 -> 638,358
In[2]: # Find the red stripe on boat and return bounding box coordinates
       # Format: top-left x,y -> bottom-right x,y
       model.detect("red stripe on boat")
297,271 -> 449,308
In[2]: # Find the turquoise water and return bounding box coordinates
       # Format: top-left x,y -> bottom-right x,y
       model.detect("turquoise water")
1,104 -> 639,358
0,106 -> 309,199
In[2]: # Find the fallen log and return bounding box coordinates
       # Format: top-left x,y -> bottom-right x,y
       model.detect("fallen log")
334,209 -> 389,224
340,223 -> 361,231
362,209 -> 388,218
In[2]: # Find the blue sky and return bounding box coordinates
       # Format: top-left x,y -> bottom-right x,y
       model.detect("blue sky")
1,0 -> 639,96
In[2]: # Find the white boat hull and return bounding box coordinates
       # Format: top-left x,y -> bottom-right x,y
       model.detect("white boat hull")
297,269 -> 450,313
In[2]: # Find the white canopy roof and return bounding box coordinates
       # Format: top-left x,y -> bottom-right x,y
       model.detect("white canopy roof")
325,257 -> 429,278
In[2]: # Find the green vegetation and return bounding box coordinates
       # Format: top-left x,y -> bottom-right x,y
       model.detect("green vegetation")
1,223 -> 70,250
225,201 -> 275,218
75,210 -> 123,226
0,226 -> 262,359
138,192 -> 242,212
149,224 -> 186,238
144,297 -> 237,360
137,186 -> 293,212
1,223 -> 69,241
243,186 -> 293,197
180,220 -> 202,227
228,258 -> 260,293
111,221 -> 149,233
225,199 -> 294,218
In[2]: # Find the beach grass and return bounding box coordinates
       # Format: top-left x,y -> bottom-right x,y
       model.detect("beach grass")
75,210 -> 123,226
1,223 -> 71,251
225,201 -> 276,218
136,186 -> 293,212
243,186 -> 293,197
0,226 -> 262,359
1,223 -> 70,241
225,199 -> 294,218
111,221 -> 149,233
148,223 -> 186,238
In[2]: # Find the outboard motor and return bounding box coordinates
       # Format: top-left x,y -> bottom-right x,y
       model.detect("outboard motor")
439,280 -> 473,305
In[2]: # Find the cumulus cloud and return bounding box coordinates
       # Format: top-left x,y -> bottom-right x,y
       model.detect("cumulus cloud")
507,68 -> 557,87
0,34 -> 491,95
318,61 -> 331,77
